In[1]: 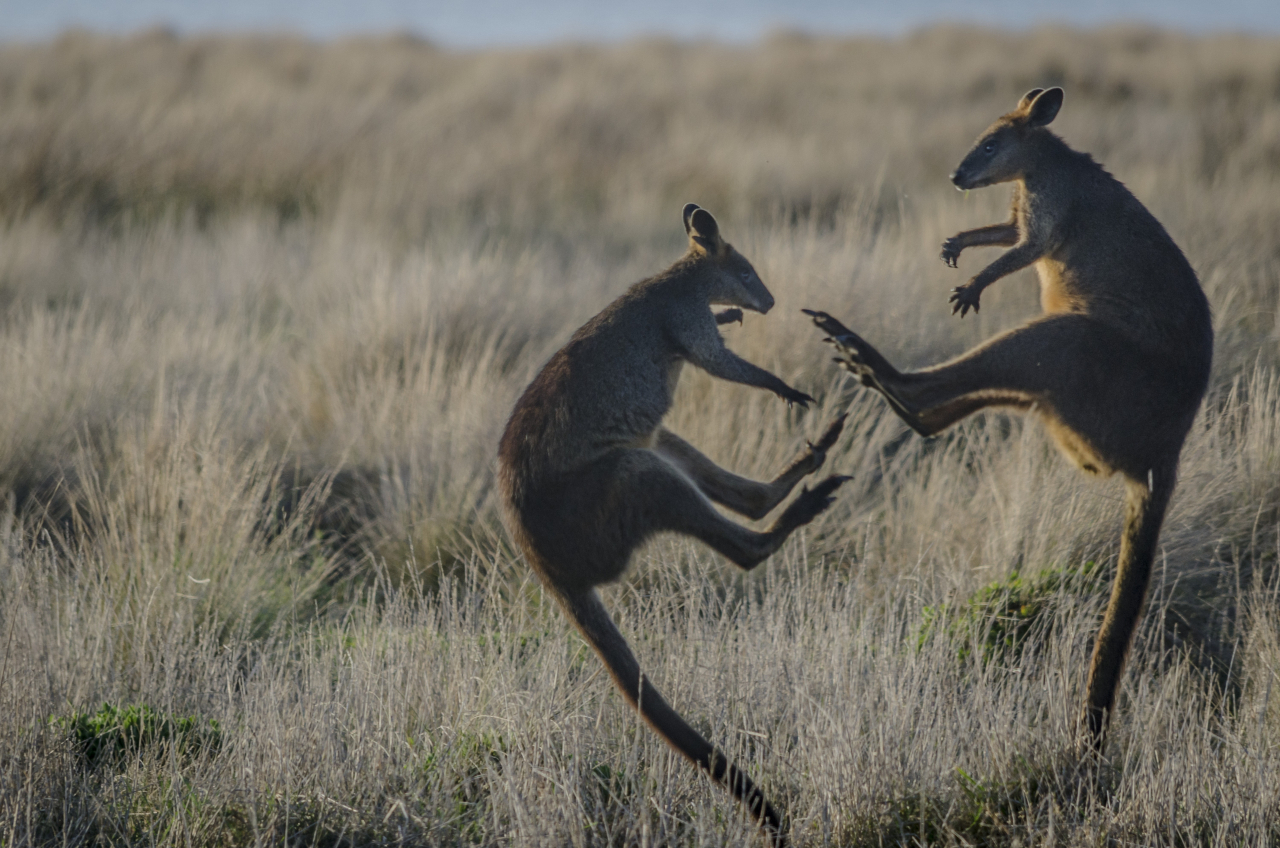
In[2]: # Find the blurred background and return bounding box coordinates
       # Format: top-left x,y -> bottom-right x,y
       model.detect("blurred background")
3,0 -> 1279,44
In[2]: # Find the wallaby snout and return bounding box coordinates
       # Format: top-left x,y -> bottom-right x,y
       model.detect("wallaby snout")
750,286 -> 776,314
950,153 -> 994,190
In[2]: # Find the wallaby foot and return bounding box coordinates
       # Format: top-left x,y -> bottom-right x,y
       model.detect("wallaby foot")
1078,706 -> 1108,758
770,474 -> 850,535
729,473 -> 848,571
802,310 -> 929,435
792,413 -> 847,476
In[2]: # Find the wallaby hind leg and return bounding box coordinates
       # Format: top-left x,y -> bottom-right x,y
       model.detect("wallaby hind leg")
808,310 -> 1135,453
617,449 -> 848,570
653,415 -> 846,521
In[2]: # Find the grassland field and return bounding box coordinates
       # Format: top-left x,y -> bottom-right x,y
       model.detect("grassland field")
1,24 -> 1280,846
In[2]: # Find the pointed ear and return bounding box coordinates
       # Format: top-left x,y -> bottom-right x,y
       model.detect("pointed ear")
1026,87 -> 1063,127
1017,88 -> 1044,111
682,203 -> 700,235
688,208 -> 721,252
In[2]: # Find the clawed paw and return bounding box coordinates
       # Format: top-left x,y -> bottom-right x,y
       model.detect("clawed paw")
949,284 -> 982,317
940,238 -> 962,268
715,308 -> 744,326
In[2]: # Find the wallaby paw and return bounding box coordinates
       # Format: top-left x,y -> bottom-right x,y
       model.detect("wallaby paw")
715,308 -> 744,326
949,283 -> 982,317
940,237 -> 963,268
777,474 -> 851,529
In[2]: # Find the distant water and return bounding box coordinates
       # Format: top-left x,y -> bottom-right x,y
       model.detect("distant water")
2,0 -> 1278,45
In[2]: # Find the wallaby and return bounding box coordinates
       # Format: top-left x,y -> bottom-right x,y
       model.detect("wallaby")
805,88 -> 1212,752
499,203 -> 849,843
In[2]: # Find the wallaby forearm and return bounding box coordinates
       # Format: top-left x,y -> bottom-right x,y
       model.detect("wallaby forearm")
942,222 -> 1019,266
692,346 -> 813,406
969,241 -> 1043,292
960,222 -> 1019,244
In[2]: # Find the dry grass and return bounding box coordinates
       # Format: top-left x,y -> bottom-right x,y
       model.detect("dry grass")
1,25 -> 1279,846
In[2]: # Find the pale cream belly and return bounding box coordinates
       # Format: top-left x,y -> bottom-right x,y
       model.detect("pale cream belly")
1036,258 -> 1074,314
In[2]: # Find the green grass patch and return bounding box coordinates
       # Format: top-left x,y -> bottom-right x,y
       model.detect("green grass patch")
54,702 -> 222,767
918,561 -> 1105,665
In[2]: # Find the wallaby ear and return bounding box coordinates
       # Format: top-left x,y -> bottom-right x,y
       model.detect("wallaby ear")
688,208 -> 720,248
1017,88 -> 1044,111
1026,87 -> 1063,127
682,202 -> 700,235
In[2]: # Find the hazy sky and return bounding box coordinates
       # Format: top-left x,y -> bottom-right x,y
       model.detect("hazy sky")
1,0 -> 1277,45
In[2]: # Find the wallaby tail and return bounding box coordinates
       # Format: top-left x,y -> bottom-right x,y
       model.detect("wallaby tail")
559,588 -> 788,845
1082,466 -> 1177,752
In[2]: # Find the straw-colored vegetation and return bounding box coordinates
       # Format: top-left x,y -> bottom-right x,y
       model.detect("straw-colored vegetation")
1,25 -> 1279,846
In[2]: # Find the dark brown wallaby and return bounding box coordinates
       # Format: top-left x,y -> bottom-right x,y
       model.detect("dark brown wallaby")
806,88 -> 1212,753
499,203 -> 850,844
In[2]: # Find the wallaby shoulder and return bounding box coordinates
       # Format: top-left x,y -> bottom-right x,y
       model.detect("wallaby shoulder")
1014,131 -> 1208,355
498,260 -> 723,490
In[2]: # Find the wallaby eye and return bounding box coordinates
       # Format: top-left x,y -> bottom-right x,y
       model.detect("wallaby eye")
740,271 -> 752,282
983,140 -> 998,155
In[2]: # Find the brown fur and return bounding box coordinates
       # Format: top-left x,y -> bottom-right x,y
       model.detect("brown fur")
499,204 -> 849,844
807,88 -> 1213,753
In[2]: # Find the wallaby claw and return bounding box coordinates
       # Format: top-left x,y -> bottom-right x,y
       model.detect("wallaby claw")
799,413 -> 848,475
780,387 -> 815,409
949,284 -> 982,317
812,413 -> 847,452
802,308 -> 851,338
941,237 -> 962,268
715,308 -> 744,326
803,311 -> 864,361
805,310 -> 868,373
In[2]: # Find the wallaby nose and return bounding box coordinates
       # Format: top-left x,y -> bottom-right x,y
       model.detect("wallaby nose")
950,170 -> 963,187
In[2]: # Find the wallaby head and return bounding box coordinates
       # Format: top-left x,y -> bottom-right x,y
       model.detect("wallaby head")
682,202 -> 775,314
950,87 -> 1065,190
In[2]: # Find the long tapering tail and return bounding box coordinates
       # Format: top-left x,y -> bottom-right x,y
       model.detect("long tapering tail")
1082,466 -> 1177,751
560,588 -> 787,845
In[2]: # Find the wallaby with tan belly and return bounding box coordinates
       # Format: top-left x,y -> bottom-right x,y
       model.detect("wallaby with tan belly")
805,88 -> 1212,751
499,204 -> 849,843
